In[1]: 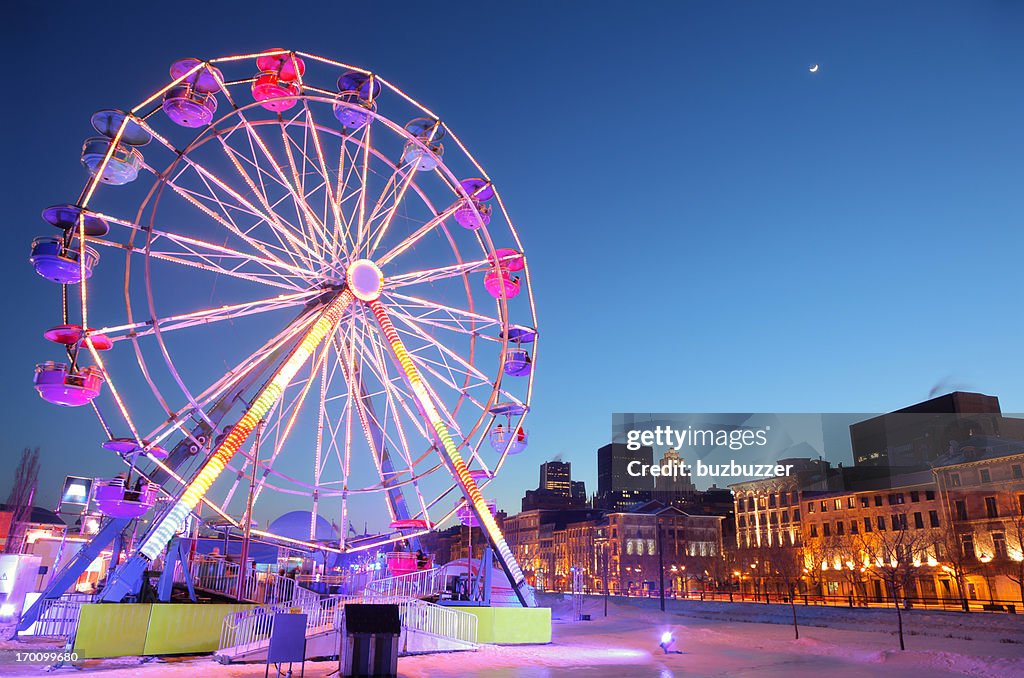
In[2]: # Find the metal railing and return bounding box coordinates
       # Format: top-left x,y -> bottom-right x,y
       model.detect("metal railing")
217,592 -> 478,659
177,557 -> 306,606
18,594 -> 94,637
364,567 -> 446,599
565,587 -> 1023,613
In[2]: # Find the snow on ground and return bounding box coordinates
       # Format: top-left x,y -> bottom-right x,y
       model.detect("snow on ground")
0,596 -> 1022,677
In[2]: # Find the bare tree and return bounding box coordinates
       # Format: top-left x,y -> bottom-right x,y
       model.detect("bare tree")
3,448 -> 40,554
858,513 -> 931,651
931,520 -> 978,612
998,502 -> 1024,606
762,541 -> 805,639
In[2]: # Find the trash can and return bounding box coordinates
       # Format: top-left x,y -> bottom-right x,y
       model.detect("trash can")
341,603 -> 401,678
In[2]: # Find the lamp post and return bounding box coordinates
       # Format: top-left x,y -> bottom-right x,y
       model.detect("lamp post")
657,517 -> 666,612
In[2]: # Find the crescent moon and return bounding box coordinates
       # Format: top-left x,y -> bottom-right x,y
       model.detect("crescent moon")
809,64 -> 819,73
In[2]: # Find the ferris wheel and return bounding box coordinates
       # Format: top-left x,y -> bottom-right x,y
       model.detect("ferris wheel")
28,49 -> 537,606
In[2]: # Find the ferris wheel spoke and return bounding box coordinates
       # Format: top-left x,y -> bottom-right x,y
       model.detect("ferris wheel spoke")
373,201 -> 462,267
383,291 -> 503,339
354,119 -> 374,254
141,309 -> 319,450
98,211 -> 317,283
212,82 -> 336,270
137,122 -> 314,274
278,115 -> 336,263
299,100 -> 349,262
382,255 -> 499,290
361,156 -> 417,259
212,126 -> 333,274
96,289 -> 320,344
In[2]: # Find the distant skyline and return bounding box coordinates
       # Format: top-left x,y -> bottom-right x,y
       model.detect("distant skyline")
3,1 -> 1024,522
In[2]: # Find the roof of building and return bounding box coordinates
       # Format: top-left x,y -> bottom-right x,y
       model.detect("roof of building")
931,435 -> 1024,469
0,505 -> 65,526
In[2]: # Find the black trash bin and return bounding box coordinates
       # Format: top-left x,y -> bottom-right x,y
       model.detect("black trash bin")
342,604 -> 401,677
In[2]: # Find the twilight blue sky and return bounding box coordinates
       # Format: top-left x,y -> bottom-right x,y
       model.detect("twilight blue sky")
2,1 -> 1023,519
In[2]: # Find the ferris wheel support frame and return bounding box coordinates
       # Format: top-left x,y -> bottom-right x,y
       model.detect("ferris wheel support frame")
367,299 -> 534,607
98,289 -> 355,602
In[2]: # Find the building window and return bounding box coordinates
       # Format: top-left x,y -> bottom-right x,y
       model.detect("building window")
847,497 -> 855,509
810,524 -> 818,538
925,490 -> 936,501
929,510 -> 940,528
888,493 -> 904,505
823,523 -> 831,537
781,510 -> 789,523
877,516 -> 886,531
863,517 -> 872,533
836,521 -> 845,536
769,494 -> 777,508
807,502 -> 815,514
820,501 -> 828,513
980,468 -> 991,484
1012,465 -> 1023,480
949,473 -> 961,487
961,534 -> 975,559
793,508 -> 801,521
780,493 -> 789,507
834,499 -> 842,511
985,496 -> 998,519
955,500 -> 969,521
910,491 -> 920,503
792,491 -> 799,504
860,497 -> 869,508
993,532 -> 1007,558
874,495 -> 883,507
850,520 -> 859,534
914,512 -> 924,529
738,516 -> 746,528
891,514 -> 907,530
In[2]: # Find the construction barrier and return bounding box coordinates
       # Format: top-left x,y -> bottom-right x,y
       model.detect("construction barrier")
73,603 -> 256,658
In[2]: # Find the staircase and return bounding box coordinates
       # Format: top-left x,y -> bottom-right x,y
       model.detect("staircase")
213,591 -> 478,663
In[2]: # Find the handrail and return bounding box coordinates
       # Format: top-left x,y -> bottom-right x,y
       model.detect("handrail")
364,567 -> 446,599
217,592 -> 478,658
18,594 -> 94,638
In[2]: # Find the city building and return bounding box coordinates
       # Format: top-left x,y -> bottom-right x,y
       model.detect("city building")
596,443 -> 653,511
652,448 -> 697,505
850,391 -> 1023,468
539,461 -> 572,496
730,394 -> 1024,608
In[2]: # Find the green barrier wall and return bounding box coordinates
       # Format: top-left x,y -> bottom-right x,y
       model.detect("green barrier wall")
74,603 -> 152,658
460,606 -> 552,644
72,603 -> 257,658
144,603 -> 256,655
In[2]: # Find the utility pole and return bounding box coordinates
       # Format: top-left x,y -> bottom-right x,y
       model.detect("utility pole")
657,517 -> 666,612
603,540 -> 610,617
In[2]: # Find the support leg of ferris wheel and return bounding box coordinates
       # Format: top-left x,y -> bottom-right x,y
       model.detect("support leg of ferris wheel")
19,313 -> 315,626
340,339 -> 420,550
350,260 -> 533,608
98,289 -> 355,602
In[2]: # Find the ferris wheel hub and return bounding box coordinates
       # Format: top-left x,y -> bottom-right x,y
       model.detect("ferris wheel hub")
346,258 -> 384,302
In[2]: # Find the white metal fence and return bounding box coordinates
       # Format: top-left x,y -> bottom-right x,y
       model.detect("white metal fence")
217,592 -> 478,659
178,557 -> 305,606
363,567 -> 447,599
18,594 -> 94,638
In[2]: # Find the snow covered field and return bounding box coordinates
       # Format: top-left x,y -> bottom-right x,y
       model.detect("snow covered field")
1,595 -> 1022,677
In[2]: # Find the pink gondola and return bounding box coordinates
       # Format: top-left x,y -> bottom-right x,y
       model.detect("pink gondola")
44,324 -> 113,351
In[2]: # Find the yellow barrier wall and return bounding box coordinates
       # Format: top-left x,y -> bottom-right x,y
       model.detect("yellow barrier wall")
143,603 -> 256,655
74,604 -> 153,658
460,606 -> 551,644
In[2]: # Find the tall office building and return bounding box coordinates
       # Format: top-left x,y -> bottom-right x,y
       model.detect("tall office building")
596,443 -> 653,511
539,461 -> 572,496
850,391 -> 1021,468
653,448 -> 696,503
